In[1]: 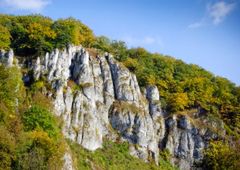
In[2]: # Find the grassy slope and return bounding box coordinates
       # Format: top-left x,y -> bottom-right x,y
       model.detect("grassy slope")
68,140 -> 177,170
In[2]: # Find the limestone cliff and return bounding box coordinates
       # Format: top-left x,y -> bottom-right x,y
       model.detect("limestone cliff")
0,46 -> 225,170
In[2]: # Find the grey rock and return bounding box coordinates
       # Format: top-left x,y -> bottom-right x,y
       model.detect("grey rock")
146,85 -> 159,101
3,46 -> 225,170
33,57 -> 41,80
178,116 -> 191,130
0,49 -> 14,67
62,152 -> 75,170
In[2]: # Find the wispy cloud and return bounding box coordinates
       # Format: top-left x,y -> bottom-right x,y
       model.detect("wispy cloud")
122,36 -> 163,47
1,0 -> 51,11
207,1 -> 235,25
188,20 -> 204,28
188,1 -> 236,28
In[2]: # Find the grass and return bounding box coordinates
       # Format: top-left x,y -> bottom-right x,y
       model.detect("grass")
110,101 -> 143,116
68,139 -> 178,170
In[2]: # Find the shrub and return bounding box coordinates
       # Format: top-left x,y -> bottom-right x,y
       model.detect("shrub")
15,130 -> 64,170
204,141 -> 240,170
21,105 -> 59,138
0,65 -> 25,116
0,25 -> 11,49
0,126 -> 16,170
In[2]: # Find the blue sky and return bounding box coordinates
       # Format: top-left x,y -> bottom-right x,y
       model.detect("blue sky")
0,0 -> 239,85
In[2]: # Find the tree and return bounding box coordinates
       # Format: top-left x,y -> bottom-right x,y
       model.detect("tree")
16,130 -> 64,170
167,93 -> 189,112
27,22 -> 56,54
204,141 -> 240,170
110,40 -> 128,61
91,36 -> 112,52
52,18 -> 95,49
0,25 -> 11,49
0,65 -> 25,116
123,58 -> 139,73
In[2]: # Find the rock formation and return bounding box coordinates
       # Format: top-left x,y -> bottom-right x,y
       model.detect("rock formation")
1,46 -> 225,169
0,49 -> 14,67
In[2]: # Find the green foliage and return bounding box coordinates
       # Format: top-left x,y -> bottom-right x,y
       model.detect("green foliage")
0,14 -> 95,56
69,140 -> 177,170
204,141 -> 240,170
15,130 -> 65,170
102,43 -> 240,136
0,64 -> 65,169
92,36 -> 112,52
8,15 -> 55,55
0,13 -> 240,169
52,17 -> 95,48
0,125 -> 16,170
27,20 -> 56,55
21,105 -> 60,138
167,93 -> 189,112
0,65 -> 25,122
0,25 -> 11,49
91,36 -> 128,61
159,149 -> 176,170
0,15 -> 239,133
110,40 -> 128,61
123,58 -> 140,72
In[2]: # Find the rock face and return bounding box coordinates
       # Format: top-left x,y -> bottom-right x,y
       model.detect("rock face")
63,152 -> 75,170
0,49 -> 14,67
3,46 -> 224,170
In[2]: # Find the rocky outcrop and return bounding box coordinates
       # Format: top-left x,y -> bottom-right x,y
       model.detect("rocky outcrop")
0,49 -> 14,67
2,46 -> 225,170
62,152 -> 75,170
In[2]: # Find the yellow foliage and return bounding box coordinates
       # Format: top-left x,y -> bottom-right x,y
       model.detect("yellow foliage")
28,22 -> 56,41
0,25 -> 11,49
168,92 -> 189,112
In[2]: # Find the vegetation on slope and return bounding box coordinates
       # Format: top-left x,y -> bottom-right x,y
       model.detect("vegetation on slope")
0,65 -> 65,169
0,64 -> 177,170
92,36 -> 240,139
0,14 -> 240,169
203,140 -> 240,170
68,140 -> 177,170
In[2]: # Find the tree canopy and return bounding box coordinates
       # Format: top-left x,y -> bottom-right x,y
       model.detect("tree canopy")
0,14 -> 95,55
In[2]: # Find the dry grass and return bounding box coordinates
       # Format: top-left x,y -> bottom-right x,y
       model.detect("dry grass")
110,101 -> 143,116
86,48 -> 98,58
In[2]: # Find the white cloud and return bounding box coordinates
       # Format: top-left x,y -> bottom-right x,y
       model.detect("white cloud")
1,0 -> 50,11
207,1 -> 235,25
188,1 -> 236,28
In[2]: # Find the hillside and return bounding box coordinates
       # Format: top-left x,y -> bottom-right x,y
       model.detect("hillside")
0,14 -> 240,170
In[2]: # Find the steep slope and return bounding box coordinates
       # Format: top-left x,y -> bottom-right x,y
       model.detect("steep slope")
1,46 -> 227,170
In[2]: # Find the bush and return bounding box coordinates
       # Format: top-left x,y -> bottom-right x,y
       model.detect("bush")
0,126 -> 16,170
167,93 -> 189,112
15,130 -> 64,170
21,105 -> 59,138
204,141 -> 240,170
0,65 -> 25,120
0,25 -> 11,49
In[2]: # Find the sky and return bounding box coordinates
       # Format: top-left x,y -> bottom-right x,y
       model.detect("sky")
0,0 -> 239,85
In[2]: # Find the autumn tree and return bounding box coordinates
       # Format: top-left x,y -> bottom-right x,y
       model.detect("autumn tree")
52,18 -> 95,49
0,25 -> 11,49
